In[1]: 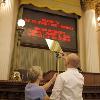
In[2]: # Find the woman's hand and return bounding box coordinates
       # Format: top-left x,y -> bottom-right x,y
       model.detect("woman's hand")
51,73 -> 58,83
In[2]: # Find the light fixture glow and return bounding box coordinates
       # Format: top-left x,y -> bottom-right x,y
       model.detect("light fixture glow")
17,19 -> 25,27
97,16 -> 100,22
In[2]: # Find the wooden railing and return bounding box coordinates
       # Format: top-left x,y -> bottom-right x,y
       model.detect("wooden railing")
0,71 -> 100,100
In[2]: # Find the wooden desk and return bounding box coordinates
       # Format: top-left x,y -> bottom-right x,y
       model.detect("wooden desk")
0,80 -> 26,100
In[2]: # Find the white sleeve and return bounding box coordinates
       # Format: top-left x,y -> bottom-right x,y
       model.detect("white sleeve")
50,74 -> 64,100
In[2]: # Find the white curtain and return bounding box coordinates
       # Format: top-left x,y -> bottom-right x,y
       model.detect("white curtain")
12,46 -> 65,73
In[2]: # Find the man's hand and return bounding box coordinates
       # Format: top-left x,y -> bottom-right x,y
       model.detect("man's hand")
59,52 -> 66,60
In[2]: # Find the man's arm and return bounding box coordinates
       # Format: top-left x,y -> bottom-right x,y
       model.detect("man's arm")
50,74 -> 64,100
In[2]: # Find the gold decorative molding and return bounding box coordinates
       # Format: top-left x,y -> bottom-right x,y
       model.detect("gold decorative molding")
96,2 -> 100,16
95,2 -> 100,29
20,0 -> 82,16
81,0 -> 97,11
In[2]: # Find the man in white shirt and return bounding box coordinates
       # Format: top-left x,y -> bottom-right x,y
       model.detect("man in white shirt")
50,53 -> 84,100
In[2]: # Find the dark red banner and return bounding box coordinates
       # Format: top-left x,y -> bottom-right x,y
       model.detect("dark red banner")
21,7 -> 77,52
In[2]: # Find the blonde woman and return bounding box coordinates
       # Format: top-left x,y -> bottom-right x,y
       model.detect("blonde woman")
25,66 -> 57,100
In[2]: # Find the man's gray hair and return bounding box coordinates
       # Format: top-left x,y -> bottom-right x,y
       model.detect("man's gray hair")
67,53 -> 80,68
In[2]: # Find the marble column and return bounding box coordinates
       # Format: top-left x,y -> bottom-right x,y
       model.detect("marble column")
96,2 -> 100,72
82,0 -> 100,72
0,0 -> 19,80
